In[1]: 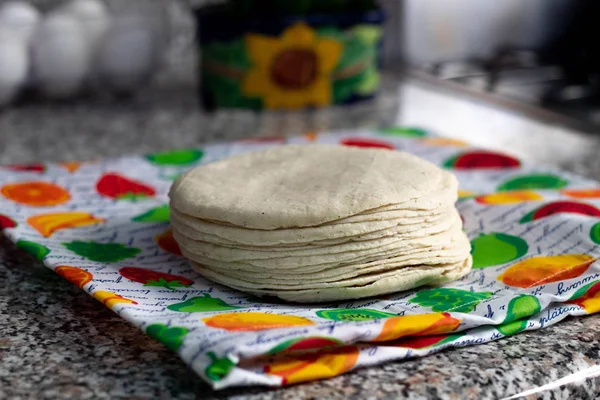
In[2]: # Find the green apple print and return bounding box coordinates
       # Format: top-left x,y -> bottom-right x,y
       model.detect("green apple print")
146,324 -> 188,352
409,288 -> 493,313
496,319 -> 528,336
132,204 -> 170,223
496,295 -> 541,336
378,126 -> 427,137
17,240 -> 50,261
167,293 -> 243,312
205,352 -> 235,382
315,309 -> 397,322
590,222 -> 600,244
146,149 -> 204,166
503,295 -> 541,323
471,233 -> 528,269
497,174 -> 568,191
62,241 -> 140,262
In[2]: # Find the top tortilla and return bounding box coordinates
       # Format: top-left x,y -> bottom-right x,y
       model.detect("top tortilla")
169,144 -> 457,229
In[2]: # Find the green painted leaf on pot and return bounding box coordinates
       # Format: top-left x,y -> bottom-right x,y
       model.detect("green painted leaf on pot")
203,70 -> 262,109
201,38 -> 264,109
203,39 -> 252,70
335,35 -> 372,72
355,67 -> 380,95
333,71 -> 367,103
352,25 -> 383,45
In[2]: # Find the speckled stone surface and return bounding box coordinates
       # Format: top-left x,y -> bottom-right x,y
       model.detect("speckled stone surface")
1,4 -> 600,399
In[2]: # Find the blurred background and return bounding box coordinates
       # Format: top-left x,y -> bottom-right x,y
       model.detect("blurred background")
1,0 -> 600,174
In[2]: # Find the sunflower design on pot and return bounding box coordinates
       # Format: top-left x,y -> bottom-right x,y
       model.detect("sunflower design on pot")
242,22 -> 342,109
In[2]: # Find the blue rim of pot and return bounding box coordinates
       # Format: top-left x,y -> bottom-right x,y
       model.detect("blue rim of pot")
194,7 -> 385,43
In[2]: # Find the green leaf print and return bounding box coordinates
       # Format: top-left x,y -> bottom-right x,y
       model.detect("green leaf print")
378,126 -> 427,137
315,309 -> 397,322
145,149 -> 204,166
62,241 -> 140,262
132,205 -> 170,223
205,352 -> 236,382
17,240 -> 50,261
409,288 -> 493,313
146,324 -> 188,352
167,294 -> 243,312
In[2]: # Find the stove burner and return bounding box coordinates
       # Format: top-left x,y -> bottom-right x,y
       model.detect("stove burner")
421,48 -> 600,129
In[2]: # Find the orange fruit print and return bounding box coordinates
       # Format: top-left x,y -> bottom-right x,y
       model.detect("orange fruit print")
55,266 -> 93,288
498,254 -> 594,288
561,188 -> 600,199
1,181 -> 70,207
92,291 -> 138,308
59,162 -> 82,173
373,312 -> 461,342
202,312 -> 315,331
265,345 -> 359,385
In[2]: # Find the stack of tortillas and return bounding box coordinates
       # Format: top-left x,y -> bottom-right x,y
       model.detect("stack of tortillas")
169,145 -> 472,302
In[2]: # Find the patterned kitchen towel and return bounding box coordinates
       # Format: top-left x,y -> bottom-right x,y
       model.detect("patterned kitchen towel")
0,127 -> 598,389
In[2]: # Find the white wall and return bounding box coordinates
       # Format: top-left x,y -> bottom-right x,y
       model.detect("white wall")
399,0 -> 572,65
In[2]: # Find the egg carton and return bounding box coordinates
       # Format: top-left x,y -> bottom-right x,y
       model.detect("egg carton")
0,0 -> 172,107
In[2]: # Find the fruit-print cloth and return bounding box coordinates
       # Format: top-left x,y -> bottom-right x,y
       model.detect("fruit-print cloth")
1,127 -> 600,390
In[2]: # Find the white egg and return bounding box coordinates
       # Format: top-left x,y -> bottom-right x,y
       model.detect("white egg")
31,12 -> 90,98
97,18 -> 160,92
0,31 -> 28,106
0,1 -> 41,44
60,0 -> 110,48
